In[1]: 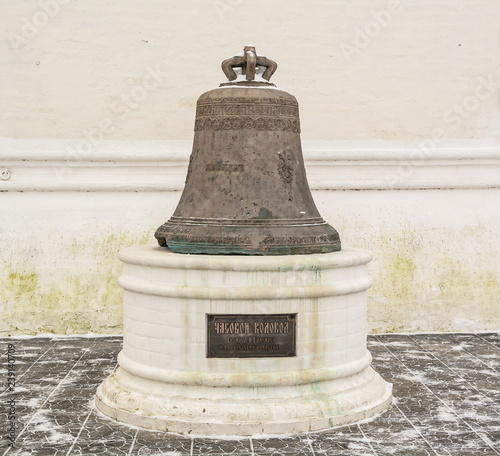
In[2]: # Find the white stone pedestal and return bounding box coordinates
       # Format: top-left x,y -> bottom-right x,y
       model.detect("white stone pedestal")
96,246 -> 392,436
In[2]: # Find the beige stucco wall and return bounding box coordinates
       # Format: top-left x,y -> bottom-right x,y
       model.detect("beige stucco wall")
1,1 -> 499,336
2,0 -> 499,141
1,139 -> 499,336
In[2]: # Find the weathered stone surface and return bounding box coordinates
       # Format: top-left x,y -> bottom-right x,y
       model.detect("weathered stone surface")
95,246 -> 390,435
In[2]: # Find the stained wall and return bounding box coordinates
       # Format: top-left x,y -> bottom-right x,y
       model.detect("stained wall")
1,0 -> 499,335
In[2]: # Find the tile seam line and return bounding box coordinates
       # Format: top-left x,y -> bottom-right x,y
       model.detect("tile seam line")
408,334 -> 500,414
477,333 -> 500,353
393,402 -> 441,456
459,346 -> 500,374
0,341 -> 57,398
0,343 -> 93,456
376,335 -> 500,455
9,342 -> 95,445
65,410 -> 92,456
127,429 -> 139,456
308,437 -> 315,456
357,423 -> 378,456
456,336 -> 500,374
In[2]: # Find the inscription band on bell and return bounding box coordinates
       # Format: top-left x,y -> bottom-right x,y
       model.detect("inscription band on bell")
206,163 -> 244,172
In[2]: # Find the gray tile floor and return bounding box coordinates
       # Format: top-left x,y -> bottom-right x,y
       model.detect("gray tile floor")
1,333 -> 499,455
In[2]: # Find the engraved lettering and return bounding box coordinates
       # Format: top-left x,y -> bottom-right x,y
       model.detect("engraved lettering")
214,321 -> 250,334
196,104 -> 299,117
206,164 -> 244,172
207,314 -> 296,358
195,116 -> 300,132
197,97 -> 298,107
254,322 -> 289,334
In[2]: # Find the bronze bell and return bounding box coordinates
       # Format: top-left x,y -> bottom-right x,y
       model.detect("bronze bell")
155,46 -> 341,255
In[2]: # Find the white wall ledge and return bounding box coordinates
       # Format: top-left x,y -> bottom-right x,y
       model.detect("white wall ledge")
1,138 -> 499,192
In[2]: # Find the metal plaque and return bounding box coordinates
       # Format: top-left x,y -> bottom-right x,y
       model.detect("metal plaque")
207,314 -> 296,358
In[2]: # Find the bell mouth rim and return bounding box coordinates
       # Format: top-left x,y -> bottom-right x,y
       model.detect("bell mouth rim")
163,241 -> 341,256
154,222 -> 341,256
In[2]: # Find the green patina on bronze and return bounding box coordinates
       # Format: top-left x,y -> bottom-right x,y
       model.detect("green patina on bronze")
155,46 -> 341,255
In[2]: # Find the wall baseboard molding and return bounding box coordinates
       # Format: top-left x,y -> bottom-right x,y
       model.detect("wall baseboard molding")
1,138 -> 499,192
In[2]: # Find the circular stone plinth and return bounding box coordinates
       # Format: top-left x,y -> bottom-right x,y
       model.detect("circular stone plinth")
95,246 -> 392,436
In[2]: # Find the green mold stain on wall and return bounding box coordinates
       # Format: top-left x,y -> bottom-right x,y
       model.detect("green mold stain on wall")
3,220 -> 499,336
387,256 -> 416,300
368,225 -> 500,334
0,229 -> 152,336
8,272 -> 39,297
368,229 -> 420,333
434,257 -> 500,325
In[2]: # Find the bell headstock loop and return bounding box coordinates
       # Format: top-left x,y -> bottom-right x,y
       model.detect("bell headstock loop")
221,46 -> 278,85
